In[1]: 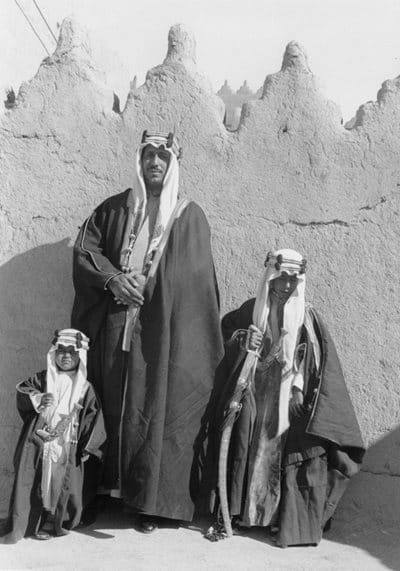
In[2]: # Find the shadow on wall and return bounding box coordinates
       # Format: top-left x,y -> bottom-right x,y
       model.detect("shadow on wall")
327,424 -> 400,570
0,238 -> 75,511
0,236 -> 75,400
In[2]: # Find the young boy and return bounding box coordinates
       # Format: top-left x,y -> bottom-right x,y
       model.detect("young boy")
0,329 -> 106,543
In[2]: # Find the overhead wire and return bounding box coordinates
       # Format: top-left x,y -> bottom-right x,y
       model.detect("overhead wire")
14,0 -> 51,55
32,0 -> 57,44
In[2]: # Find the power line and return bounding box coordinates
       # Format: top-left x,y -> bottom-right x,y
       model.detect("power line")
14,0 -> 51,55
32,0 -> 57,44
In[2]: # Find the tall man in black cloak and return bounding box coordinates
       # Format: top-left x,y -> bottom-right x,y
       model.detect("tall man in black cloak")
71,132 -> 223,533
212,249 -> 365,547
0,329 -> 106,544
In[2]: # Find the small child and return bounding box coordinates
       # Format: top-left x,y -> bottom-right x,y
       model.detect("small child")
0,329 -> 106,543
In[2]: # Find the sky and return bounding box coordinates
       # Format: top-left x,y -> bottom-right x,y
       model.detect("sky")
1,0 -> 400,120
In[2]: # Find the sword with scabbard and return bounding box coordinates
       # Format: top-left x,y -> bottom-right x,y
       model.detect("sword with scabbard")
121,273 -> 147,352
119,197 -> 189,352
36,402 -> 84,442
116,224 -> 148,353
217,326 -> 286,538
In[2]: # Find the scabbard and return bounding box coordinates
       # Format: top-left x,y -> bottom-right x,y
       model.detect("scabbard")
218,422 -> 234,537
217,331 -> 285,538
121,305 -> 140,352
217,353 -> 256,537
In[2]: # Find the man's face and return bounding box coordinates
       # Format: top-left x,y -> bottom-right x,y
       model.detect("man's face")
55,344 -> 80,372
141,145 -> 171,193
270,272 -> 299,300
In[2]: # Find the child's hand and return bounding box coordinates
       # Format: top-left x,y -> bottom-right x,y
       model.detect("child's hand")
246,325 -> 263,352
40,393 -> 55,408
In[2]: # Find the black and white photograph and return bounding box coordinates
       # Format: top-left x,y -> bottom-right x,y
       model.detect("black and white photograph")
0,1 -> 399,569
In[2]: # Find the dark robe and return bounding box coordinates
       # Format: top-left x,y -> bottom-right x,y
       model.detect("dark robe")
218,298 -> 365,546
0,371 -> 106,544
71,189 -> 224,521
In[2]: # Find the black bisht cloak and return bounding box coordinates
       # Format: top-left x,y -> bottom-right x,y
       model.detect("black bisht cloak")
217,298 -> 365,546
0,372 -> 106,544
71,190 -> 224,521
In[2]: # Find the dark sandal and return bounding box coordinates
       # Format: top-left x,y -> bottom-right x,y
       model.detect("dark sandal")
139,519 -> 158,534
33,530 -> 51,540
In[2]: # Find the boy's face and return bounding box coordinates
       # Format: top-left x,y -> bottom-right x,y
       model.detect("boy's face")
55,344 -> 80,371
270,272 -> 299,300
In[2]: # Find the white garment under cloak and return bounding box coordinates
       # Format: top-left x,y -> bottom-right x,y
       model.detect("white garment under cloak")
27,334 -> 89,513
252,248 -> 306,436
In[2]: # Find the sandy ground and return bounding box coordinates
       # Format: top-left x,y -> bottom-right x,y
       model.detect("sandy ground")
1,502 -> 399,571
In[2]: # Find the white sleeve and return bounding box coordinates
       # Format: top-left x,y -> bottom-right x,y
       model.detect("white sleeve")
292,346 -> 305,391
292,372 -> 304,391
29,392 -> 44,412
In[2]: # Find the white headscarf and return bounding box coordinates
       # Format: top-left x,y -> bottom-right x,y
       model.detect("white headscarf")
43,328 -> 90,420
40,328 -> 90,511
252,248 -> 307,435
125,132 -> 181,268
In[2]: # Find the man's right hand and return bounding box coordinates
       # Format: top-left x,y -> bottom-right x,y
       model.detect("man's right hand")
40,393 -> 55,408
108,273 -> 145,306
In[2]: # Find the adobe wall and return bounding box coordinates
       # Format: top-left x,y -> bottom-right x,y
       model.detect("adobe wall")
217,80 -> 261,129
1,18 -> 399,528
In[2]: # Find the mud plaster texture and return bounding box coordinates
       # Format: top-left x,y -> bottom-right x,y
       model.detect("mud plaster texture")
0,18 -> 399,536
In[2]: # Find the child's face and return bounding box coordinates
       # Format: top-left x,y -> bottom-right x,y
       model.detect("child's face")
55,344 -> 80,371
270,272 -> 299,300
